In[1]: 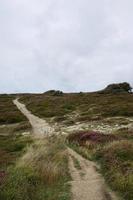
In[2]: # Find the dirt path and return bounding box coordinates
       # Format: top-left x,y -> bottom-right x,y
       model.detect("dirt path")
13,99 -> 54,137
13,99 -> 118,200
68,148 -> 118,200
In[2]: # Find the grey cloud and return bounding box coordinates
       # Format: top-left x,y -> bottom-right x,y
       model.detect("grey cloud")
0,0 -> 133,93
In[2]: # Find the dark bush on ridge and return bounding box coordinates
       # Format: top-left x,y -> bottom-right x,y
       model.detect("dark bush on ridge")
102,82 -> 132,94
44,90 -> 63,96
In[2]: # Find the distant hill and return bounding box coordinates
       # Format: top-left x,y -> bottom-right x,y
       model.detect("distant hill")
44,90 -> 63,96
100,82 -> 132,94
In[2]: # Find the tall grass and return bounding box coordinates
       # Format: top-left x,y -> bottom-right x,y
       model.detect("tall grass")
18,139 -> 69,184
95,140 -> 133,200
0,135 -> 33,170
67,131 -> 133,200
0,95 -> 28,124
0,137 -> 71,200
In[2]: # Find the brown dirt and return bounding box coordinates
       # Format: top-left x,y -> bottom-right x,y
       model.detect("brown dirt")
68,148 -> 118,200
13,99 -> 119,200
13,99 -> 55,137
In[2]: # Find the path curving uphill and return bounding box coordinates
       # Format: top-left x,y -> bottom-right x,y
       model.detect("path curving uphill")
13,99 -> 55,137
13,98 -> 118,200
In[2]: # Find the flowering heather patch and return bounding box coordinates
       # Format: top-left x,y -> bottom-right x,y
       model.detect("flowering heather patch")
95,140 -> 133,200
67,131 -> 118,145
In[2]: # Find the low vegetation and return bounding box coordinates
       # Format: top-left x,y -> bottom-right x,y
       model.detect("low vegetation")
0,83 -> 132,200
20,87 -> 133,124
0,122 -> 31,136
71,156 -> 81,170
67,129 -> 133,200
0,137 -> 71,200
0,95 -> 71,200
0,134 -> 33,170
0,94 -> 32,168
95,140 -> 133,200
0,95 -> 27,124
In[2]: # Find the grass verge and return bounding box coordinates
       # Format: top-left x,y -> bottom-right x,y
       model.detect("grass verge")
0,137 -> 71,200
71,156 -> 81,170
0,95 -> 28,125
67,130 -> 133,200
0,135 -> 33,170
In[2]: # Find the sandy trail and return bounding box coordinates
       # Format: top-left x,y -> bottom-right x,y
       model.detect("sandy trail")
13,99 -> 54,137
68,148 -> 118,200
13,99 -> 118,200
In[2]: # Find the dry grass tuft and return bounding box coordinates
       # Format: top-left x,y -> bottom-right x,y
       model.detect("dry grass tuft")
18,139 -> 68,185
0,138 -> 71,200
95,140 -> 133,200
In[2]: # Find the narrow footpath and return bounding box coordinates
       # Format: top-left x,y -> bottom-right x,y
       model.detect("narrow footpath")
13,99 -> 54,137
14,99 -> 118,200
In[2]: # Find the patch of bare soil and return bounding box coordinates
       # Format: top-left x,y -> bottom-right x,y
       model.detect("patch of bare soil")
13,99 -> 119,200
13,99 -> 55,137
68,148 -> 118,200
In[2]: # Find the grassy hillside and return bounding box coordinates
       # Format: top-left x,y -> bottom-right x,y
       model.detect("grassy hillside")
20,90 -> 133,200
0,95 -> 28,124
20,92 -> 133,123
0,88 -> 133,200
0,137 -> 71,200
67,129 -> 133,200
0,95 -> 71,200
0,95 -> 32,190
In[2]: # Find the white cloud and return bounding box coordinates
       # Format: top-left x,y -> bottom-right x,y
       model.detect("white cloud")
0,0 -> 133,93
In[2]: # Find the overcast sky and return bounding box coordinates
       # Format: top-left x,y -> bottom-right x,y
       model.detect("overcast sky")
0,0 -> 133,93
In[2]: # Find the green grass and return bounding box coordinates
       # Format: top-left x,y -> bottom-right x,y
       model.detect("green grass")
1,90 -> 132,199
0,122 -> 31,136
67,130 -> 133,200
0,94 -> 71,200
0,135 -> 33,170
95,140 -> 133,200
20,92 -> 133,123
0,166 -> 71,200
0,95 -> 28,124
0,94 -> 32,170
0,138 -> 71,200
71,156 -> 81,170
114,128 -> 133,140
